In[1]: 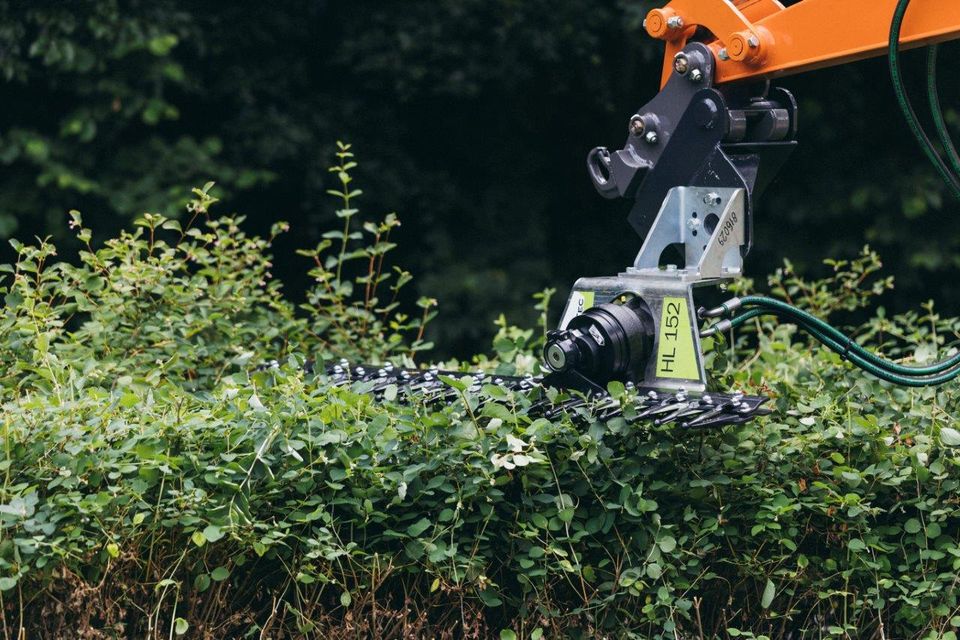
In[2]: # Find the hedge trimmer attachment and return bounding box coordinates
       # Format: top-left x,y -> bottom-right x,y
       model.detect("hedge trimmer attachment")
340,0 -> 960,428
537,0 -> 960,422
323,362 -> 771,429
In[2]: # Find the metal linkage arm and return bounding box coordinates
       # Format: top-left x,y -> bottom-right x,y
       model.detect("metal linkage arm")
587,42 -> 797,254
646,0 -> 960,86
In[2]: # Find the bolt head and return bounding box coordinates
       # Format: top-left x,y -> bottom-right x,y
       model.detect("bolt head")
628,115 -> 645,136
688,68 -> 703,83
703,192 -> 722,206
666,16 -> 684,29
747,35 -> 760,48
673,53 -> 689,75
718,48 -> 730,61
644,131 -> 659,145
687,217 -> 701,230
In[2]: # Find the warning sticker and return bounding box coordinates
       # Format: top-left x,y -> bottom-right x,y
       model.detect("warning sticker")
655,296 -> 700,380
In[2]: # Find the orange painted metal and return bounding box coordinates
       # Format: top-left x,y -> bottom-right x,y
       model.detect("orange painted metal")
647,0 -> 960,86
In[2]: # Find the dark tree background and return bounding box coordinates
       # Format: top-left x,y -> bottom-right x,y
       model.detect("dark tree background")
1,0 -> 958,356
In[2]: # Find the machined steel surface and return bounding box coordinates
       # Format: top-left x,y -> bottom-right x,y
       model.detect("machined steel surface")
630,186 -> 746,278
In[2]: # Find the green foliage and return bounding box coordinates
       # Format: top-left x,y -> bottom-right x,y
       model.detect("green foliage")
0,1 -> 270,236
296,142 -> 435,362
3,163 -> 960,638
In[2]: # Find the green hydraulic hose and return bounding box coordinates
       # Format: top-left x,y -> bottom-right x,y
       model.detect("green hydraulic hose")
927,46 -> 960,180
888,0 -> 960,200
716,304 -> 960,386
735,296 -> 960,377
706,0 -> 960,387
788,319 -> 960,387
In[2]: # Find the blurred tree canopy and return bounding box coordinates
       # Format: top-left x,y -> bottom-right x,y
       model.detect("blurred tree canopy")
1,0 -> 958,356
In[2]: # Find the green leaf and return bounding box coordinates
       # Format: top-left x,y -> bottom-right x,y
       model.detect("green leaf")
761,579 -> 775,609
174,618 -> 188,636
0,577 -> 17,591
940,427 -> 960,447
148,34 -> 179,56
438,375 -> 467,392
606,380 -> 626,398
340,590 -> 352,607
658,535 -> 677,553
477,588 -> 503,607
500,631 -> 517,640
202,524 -> 224,543
119,392 -> 139,408
905,519 -> 922,534
406,518 -> 432,537
210,566 -> 230,582
193,573 -> 211,592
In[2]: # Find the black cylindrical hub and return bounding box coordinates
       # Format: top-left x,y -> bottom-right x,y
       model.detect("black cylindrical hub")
543,297 -> 655,385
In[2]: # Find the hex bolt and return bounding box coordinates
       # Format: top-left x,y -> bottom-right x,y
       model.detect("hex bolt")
718,48 -> 730,61
673,52 -> 689,75
687,217 -> 701,231
747,35 -> 760,48
688,68 -> 703,83
644,131 -> 659,145
666,16 -> 684,29
703,192 -> 722,206
628,115 -> 645,136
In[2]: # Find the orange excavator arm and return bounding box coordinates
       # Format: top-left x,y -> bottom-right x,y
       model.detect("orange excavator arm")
645,0 -> 960,87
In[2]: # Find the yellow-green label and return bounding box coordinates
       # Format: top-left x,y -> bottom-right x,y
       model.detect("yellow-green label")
655,296 -> 700,380
576,291 -> 595,314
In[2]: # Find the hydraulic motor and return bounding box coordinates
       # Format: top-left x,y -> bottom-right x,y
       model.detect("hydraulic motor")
543,298 -> 655,390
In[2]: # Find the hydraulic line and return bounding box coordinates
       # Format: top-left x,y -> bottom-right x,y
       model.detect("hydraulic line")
927,46 -> 960,180
700,1 -> 960,386
888,0 -> 960,200
703,296 -> 960,384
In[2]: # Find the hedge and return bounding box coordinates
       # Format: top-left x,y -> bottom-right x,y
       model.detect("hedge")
2,147 -> 960,639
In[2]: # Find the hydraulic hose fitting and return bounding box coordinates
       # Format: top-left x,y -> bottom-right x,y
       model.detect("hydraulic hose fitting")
699,297 -> 742,319
543,298 -> 655,385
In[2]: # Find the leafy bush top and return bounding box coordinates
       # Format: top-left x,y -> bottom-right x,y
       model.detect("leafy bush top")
3,148 -> 960,640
